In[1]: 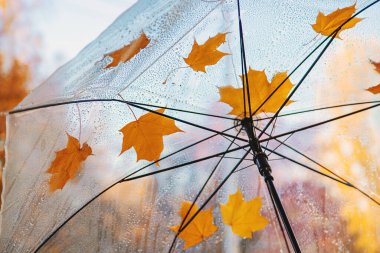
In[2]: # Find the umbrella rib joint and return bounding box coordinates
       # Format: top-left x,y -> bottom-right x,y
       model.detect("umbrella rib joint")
240,117 -> 301,253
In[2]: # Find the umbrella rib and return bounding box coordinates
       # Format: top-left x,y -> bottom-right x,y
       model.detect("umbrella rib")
31,124 -> 240,253
227,124 -> 380,206
124,100 -> 236,121
123,144 -> 250,182
262,146 -> 350,186
220,130 -> 347,185
126,101 -> 248,142
265,138 -> 380,206
233,163 -> 255,173
10,98 -> 247,142
257,30 -> 339,139
179,149 -> 251,233
264,147 -> 380,206
265,133 -> 294,157
124,125 -> 239,179
249,0 -> 380,119
237,0 -> 252,119
168,127 -> 243,253
260,102 -> 380,142
10,98 -> 235,121
254,100 -> 380,122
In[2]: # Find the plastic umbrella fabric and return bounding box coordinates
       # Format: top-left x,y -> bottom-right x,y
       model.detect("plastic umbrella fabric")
1,0 -> 380,252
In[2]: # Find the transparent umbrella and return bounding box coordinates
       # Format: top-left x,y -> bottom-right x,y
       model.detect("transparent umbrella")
1,0 -> 380,252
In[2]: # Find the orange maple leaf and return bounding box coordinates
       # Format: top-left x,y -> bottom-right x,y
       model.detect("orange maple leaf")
220,189 -> 268,238
219,68 -> 294,117
171,201 -> 218,250
366,84 -> 380,94
311,3 -> 362,39
370,59 -> 380,74
47,134 -> 93,192
119,109 -> 183,164
103,32 -> 150,68
184,32 -> 229,72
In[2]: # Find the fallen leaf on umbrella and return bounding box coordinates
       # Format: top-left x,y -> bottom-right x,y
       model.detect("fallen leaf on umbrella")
366,84 -> 380,94
370,59 -> 380,74
220,189 -> 268,238
171,201 -> 218,249
184,32 -> 229,72
219,68 -> 294,117
119,108 -> 183,164
103,32 -> 150,68
311,3 -> 362,39
47,134 -> 93,192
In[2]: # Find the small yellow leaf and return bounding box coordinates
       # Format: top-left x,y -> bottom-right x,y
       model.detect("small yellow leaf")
219,68 -> 294,117
47,134 -> 93,192
119,109 -> 183,164
104,32 -> 150,68
171,201 -> 218,249
366,84 -> 380,94
220,189 -> 268,238
311,3 -> 362,39
184,32 -> 229,72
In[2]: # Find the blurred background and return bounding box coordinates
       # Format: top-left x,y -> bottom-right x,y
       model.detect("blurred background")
0,0 -> 136,170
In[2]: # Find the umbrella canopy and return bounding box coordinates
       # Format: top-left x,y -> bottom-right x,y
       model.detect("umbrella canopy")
1,0 -> 379,252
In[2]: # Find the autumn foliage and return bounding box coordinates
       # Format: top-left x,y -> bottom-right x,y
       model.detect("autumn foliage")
184,32 -> 229,72
171,201 -> 218,249
219,68 -> 294,117
312,3 -> 362,39
0,54 -> 29,164
104,32 -> 150,68
220,189 -> 268,238
47,134 -> 93,192
119,109 -> 183,164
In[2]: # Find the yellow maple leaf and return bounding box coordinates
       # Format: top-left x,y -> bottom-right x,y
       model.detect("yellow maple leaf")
171,201 -> 218,250
47,134 -> 93,192
104,32 -> 150,68
311,3 -> 362,39
184,32 -> 229,72
220,189 -> 268,238
119,109 -> 183,164
219,68 -> 294,117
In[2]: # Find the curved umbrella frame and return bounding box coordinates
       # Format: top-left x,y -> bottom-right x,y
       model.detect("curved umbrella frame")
6,0 -> 380,252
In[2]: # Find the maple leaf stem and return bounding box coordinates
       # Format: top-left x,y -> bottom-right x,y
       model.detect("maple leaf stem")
162,66 -> 189,84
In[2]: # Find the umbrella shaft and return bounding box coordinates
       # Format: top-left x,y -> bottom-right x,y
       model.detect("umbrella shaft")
241,118 -> 301,253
